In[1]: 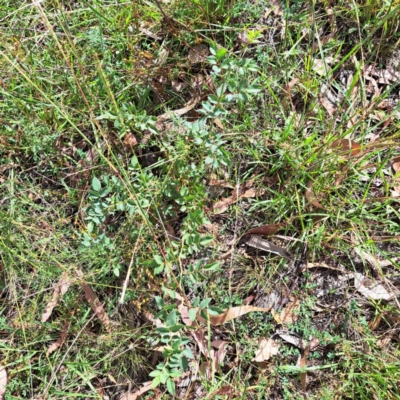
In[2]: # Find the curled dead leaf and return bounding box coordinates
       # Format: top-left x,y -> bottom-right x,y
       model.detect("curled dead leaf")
80,283 -> 112,333
213,182 -> 265,214
244,235 -> 292,259
197,305 -> 271,326
41,272 -> 71,323
392,156 -> 400,173
279,297 -> 300,324
305,180 -> 325,210
46,321 -> 70,355
243,223 -> 284,237
123,132 -> 138,148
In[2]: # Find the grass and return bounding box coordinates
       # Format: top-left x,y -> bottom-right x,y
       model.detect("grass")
1,0 -> 400,398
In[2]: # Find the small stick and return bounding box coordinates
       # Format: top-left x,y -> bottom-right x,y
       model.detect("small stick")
119,254 -> 134,305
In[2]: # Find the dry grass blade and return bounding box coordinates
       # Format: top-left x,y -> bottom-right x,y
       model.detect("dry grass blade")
0,367 -> 6,400
244,235 -> 293,259
80,283 -> 112,333
41,272 -> 71,323
46,321 -> 70,355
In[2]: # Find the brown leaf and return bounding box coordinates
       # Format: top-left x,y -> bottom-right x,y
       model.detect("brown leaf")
281,78 -> 299,111
41,272 -> 71,323
253,338 -> 280,362
279,298 -> 300,324
213,118 -> 224,130
209,386 -> 232,399
123,132 -> 138,147
46,321 -> 70,355
243,223 -> 284,237
213,183 -> 265,214
330,139 -> 361,157
244,235 -> 293,259
392,156 -> 400,173
320,97 -> 337,116
269,0 -> 283,16
81,283 -> 112,333
139,27 -> 162,41
0,367 -> 6,400
305,180 -> 325,209
198,305 -> 272,326
354,273 -> 394,301
376,331 -> 396,349
278,332 -> 306,349
211,340 -> 229,369
208,179 -> 234,189
191,329 -> 210,357
188,44 -> 209,64
119,381 -> 153,400
364,65 -> 400,84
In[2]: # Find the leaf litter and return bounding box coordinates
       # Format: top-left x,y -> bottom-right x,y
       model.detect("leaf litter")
41,271 -> 71,323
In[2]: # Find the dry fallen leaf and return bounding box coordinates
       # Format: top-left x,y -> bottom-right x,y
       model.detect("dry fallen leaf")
392,156 -> 400,173
197,305 -> 272,326
209,386 -> 232,399
277,332 -> 306,349
119,381 -> 153,400
330,138 -> 361,157
244,235 -> 293,259
213,182 -> 265,214
364,65 -> 400,84
188,44 -> 209,64
0,367 -> 6,400
269,0 -> 283,16
298,336 -> 319,393
253,338 -> 280,362
242,223 -> 284,237
41,272 -> 71,323
191,328 -> 210,357
312,58 -> 333,76
81,283 -> 112,333
208,179 -> 234,189
281,77 -> 299,111
46,321 -> 70,355
376,331 -> 396,349
123,132 -> 138,148
305,180 -> 325,210
320,96 -> 337,116
353,247 -> 397,269
354,273 -> 394,301
211,340 -> 229,369
279,298 -> 300,324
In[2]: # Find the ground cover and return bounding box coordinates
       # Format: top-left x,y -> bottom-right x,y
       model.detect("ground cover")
1,0 -> 400,398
